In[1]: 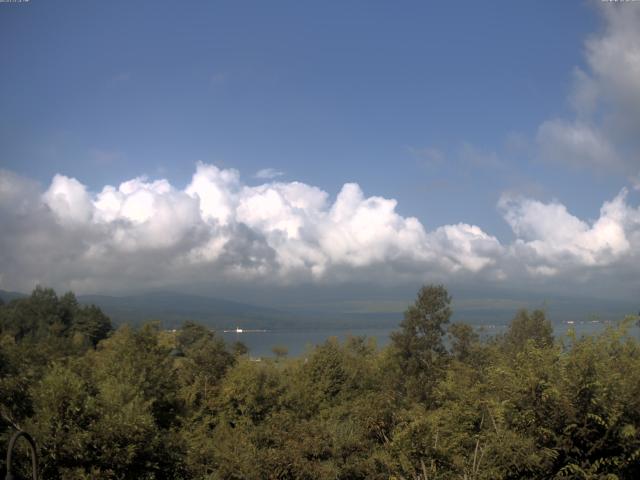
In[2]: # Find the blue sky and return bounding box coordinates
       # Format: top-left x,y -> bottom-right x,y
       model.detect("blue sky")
0,2 -> 605,223
1,0 -> 640,305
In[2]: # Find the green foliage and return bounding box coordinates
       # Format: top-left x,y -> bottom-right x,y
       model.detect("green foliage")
27,363 -> 97,477
448,322 -> 480,362
72,304 -> 112,347
390,284 -> 452,404
2,285 -> 640,480
0,287 -> 115,478
504,308 -> 554,351
176,321 -> 236,413
0,286 -> 112,346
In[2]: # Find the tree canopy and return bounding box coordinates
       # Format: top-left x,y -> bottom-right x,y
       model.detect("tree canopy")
2,285 -> 640,479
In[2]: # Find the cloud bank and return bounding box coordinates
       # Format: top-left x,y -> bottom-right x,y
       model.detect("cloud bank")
2,4 -> 640,297
1,164 -> 640,295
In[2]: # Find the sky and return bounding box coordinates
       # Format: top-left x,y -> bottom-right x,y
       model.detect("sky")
1,0 -> 640,309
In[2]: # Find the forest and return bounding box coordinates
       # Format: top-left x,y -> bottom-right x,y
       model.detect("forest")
1,285 -> 639,479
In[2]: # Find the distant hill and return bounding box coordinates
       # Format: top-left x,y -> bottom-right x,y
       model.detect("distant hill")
82,291 -> 637,330
0,288 -> 288,329
1,288 -> 637,331
0,288 -> 399,330
76,291 -> 299,330
451,294 -> 639,326
76,291 -> 403,330
0,289 -> 26,303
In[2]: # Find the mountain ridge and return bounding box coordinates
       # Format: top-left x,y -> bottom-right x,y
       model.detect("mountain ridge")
1,288 -> 637,331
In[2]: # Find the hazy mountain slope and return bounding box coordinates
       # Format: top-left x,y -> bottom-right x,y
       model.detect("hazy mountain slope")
2,288 -> 637,331
77,291 -> 297,329
0,289 -> 26,303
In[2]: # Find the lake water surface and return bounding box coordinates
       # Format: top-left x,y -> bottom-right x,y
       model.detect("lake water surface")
221,320 -> 640,358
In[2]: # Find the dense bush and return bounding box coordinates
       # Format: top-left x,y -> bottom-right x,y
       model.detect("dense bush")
1,285 -> 639,479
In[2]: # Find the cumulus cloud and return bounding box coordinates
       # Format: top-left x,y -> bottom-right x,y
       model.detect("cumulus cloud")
2,164 -> 640,295
0,164 -> 501,293
43,174 -> 94,225
499,190 -> 632,273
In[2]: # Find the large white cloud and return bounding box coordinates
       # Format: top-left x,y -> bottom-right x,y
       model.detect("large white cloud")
499,189 -> 633,275
2,165 -> 640,295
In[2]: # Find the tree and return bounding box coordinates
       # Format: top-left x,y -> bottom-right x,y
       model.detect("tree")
85,323 -> 187,478
232,340 -> 249,357
448,322 -> 479,362
0,287 -> 111,348
391,284 -> 452,404
26,364 -> 96,479
176,321 -> 236,412
0,286 -> 62,340
71,304 -> 112,346
303,338 -> 349,405
504,309 -> 554,351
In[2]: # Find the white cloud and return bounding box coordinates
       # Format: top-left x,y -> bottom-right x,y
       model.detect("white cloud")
254,168 -> 285,180
43,174 -> 94,225
428,224 -> 503,273
0,165 -> 504,293
185,162 -> 239,225
537,3 -> 640,173
499,189 -> 632,270
586,4 -> 640,131
93,177 -> 202,251
569,67 -> 599,118
537,119 -> 620,170
3,165 -> 640,295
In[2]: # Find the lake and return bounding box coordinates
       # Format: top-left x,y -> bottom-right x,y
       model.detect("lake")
221,320 -> 640,358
